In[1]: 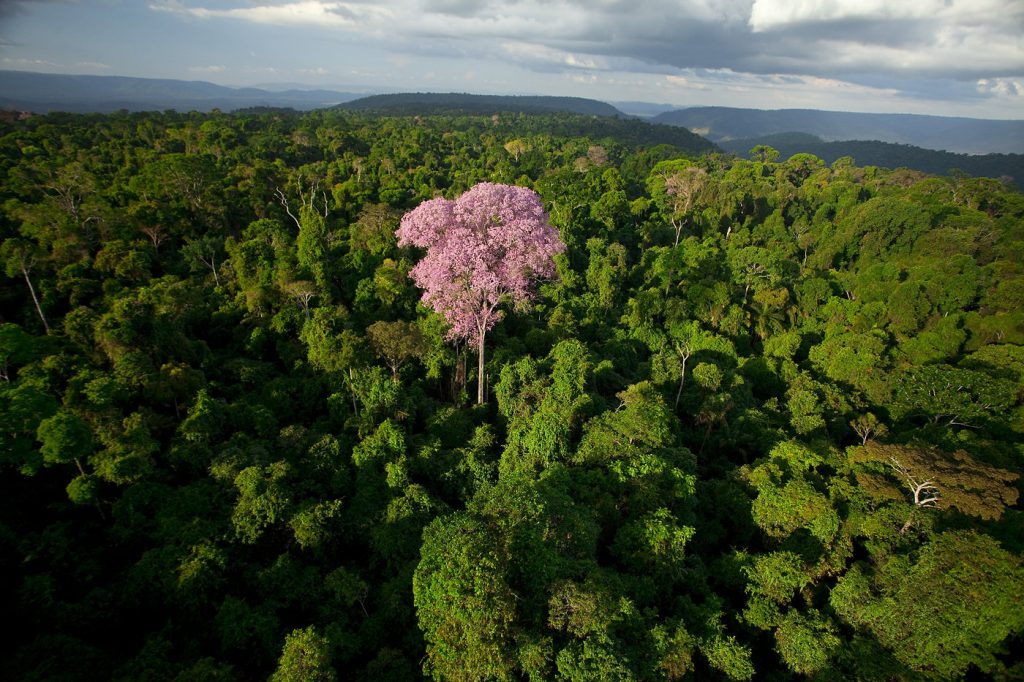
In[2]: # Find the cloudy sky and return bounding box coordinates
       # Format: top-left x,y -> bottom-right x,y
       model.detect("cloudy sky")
1,0 -> 1022,118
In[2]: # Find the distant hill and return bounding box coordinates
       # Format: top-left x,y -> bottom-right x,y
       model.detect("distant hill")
505,115 -> 719,155
611,101 -> 680,118
720,132 -> 1024,184
0,71 -> 362,113
653,106 -> 1024,155
338,92 -> 624,117
337,94 -> 716,155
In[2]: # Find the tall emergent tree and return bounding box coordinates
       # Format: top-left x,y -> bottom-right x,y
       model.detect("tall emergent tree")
398,182 -> 564,404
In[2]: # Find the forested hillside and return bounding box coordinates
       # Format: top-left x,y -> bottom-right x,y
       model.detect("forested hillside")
336,97 -> 716,153
338,93 -> 623,117
720,133 -> 1024,186
1,108 -> 1023,681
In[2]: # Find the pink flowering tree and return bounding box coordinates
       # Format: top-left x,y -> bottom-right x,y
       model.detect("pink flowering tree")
397,182 -> 565,404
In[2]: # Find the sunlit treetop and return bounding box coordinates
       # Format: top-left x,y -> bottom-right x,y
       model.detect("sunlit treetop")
397,182 -> 565,343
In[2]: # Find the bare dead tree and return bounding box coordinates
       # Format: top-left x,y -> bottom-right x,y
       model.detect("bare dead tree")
661,166 -> 707,247
284,280 -> 317,320
889,455 -> 941,508
3,242 -> 50,333
742,262 -> 771,304
850,413 -> 888,446
276,179 -> 329,230
140,224 -> 168,252
888,454 -> 940,535
183,237 -> 222,287
675,341 -> 692,409
275,186 -> 301,230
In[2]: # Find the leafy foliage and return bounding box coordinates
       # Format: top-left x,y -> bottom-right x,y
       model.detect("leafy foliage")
0,107 -> 1021,681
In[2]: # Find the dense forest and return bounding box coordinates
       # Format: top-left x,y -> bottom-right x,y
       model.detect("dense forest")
337,93 -> 623,117
719,133 -> 1024,186
1,107 -> 1022,681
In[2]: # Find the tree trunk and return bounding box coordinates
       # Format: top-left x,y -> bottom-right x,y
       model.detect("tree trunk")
348,367 -> 359,416
22,266 -> 50,333
75,458 -> 106,520
477,331 -> 486,404
675,355 -> 689,409
451,346 -> 465,401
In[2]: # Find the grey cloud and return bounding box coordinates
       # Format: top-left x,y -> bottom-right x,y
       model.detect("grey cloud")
326,4 -> 358,21
762,17 -> 941,47
157,0 -> 1023,104
0,0 -> 71,20
489,3 -> 1022,86
402,1 -> 763,74
419,0 -> 490,17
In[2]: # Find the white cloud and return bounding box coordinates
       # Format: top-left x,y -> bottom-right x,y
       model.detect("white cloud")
662,68 -> 902,104
2,57 -> 62,68
151,0 -> 1024,82
749,0 -> 943,32
665,74 -> 710,91
802,33 -> 1024,77
977,78 -> 1024,97
501,42 -> 609,71
189,64 -> 227,72
154,0 -> 599,41
74,61 -> 110,69
746,0 -> 1024,78
749,0 -> 1021,32
149,0 -> 1024,115
153,1 -> 392,27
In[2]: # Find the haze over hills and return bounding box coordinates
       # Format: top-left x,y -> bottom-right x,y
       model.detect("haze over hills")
612,101 -> 680,118
654,106 -> 1024,155
0,71 -> 363,113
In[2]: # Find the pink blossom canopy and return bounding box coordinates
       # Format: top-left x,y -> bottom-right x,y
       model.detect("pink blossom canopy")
397,182 -> 565,342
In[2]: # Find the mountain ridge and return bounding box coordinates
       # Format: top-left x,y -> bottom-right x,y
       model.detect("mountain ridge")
3,70 -> 1022,161
0,70 -> 362,113
653,105 -> 1024,155
337,92 -> 626,117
